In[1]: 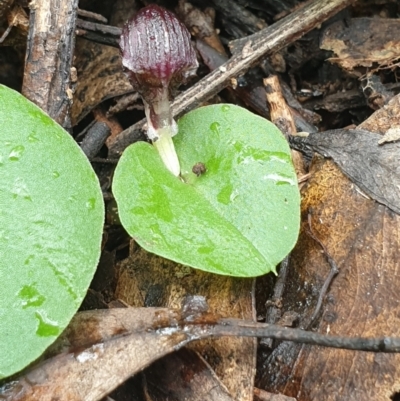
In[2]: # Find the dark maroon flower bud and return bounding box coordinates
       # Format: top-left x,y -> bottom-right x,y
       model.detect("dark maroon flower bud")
120,5 -> 198,175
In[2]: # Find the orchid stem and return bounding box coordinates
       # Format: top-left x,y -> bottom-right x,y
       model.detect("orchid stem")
152,127 -> 180,176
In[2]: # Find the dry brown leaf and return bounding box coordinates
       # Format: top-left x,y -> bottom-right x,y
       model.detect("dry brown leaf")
378,127 -> 400,145
0,308 -> 190,401
71,0 -> 139,125
143,348 -> 234,401
258,93 -> 400,400
359,94 -> 400,134
290,128 -> 400,214
321,18 -> 400,75
116,244 -> 256,401
4,306 -> 400,400
71,39 -> 132,125
44,307 -> 180,357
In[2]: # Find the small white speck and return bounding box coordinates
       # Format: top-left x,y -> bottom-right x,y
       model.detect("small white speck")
76,343 -> 104,363
157,327 -> 178,335
76,350 -> 98,363
263,173 -> 295,185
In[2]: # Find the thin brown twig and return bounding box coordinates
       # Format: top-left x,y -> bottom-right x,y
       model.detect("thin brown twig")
3,315 -> 400,401
260,255 -> 290,348
76,18 -> 121,38
77,8 -> 108,23
304,210 -> 339,329
209,318 -> 400,352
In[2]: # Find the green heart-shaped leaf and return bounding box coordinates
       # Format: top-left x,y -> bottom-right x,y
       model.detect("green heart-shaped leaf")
0,85 -> 104,378
113,104 -> 300,277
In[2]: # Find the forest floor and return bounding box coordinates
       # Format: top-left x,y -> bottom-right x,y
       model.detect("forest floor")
1,0 -> 400,400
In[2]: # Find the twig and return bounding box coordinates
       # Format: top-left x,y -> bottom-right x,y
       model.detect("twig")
22,0 -> 79,129
3,311 -> 400,400
260,256 -> 290,348
108,0 -> 355,156
0,21 -> 13,43
304,211 -> 339,329
80,121 -> 111,158
76,18 -> 121,39
75,27 -> 119,48
264,75 -> 297,137
210,0 -> 267,36
209,318 -> 400,353
106,92 -> 140,116
77,8 -> 107,23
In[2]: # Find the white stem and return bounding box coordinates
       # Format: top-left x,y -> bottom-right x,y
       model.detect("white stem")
152,127 -> 180,176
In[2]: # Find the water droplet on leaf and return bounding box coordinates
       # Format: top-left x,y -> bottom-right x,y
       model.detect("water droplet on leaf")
9,145 -> 25,161
35,311 -> 60,337
28,133 -> 39,142
197,244 -> 216,254
11,178 -> 32,200
210,122 -> 221,135
263,173 -> 296,186
230,189 -> 239,202
217,183 -> 233,205
85,198 -> 96,210
24,254 -> 35,265
18,284 -> 46,309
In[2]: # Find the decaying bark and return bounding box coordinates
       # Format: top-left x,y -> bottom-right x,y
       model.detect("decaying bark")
22,0 -> 78,128
264,75 -> 297,137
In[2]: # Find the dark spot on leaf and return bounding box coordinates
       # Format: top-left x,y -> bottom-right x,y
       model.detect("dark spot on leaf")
192,162 -> 206,177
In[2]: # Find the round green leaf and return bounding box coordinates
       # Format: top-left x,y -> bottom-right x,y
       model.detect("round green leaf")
0,85 -> 104,378
113,104 -> 300,277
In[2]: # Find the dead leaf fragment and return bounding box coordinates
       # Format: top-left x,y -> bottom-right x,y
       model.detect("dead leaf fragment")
116,244 -> 256,401
258,158 -> 400,400
143,348 -> 234,401
378,127 -> 400,145
260,85 -> 400,401
71,39 -> 132,125
0,308 -> 190,401
321,18 -> 400,74
290,129 -> 400,214
359,93 -> 400,134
